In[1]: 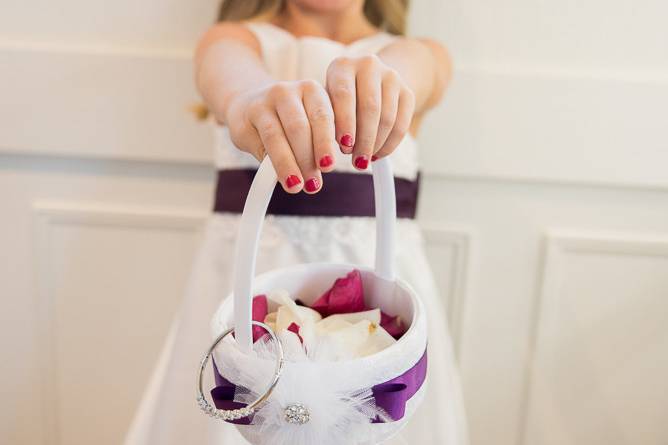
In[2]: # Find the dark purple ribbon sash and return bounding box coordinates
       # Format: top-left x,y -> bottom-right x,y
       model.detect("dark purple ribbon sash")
213,169 -> 420,219
211,349 -> 428,426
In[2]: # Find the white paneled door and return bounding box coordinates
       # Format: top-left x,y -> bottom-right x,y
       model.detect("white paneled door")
1,1 -> 667,445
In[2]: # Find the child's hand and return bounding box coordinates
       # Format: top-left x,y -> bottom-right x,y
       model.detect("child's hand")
225,80 -> 338,194
326,55 -> 416,169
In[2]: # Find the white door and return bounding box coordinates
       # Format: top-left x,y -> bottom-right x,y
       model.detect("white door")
1,1 -> 667,445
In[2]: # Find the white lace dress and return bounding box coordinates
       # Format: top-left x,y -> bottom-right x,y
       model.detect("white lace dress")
125,22 -> 469,445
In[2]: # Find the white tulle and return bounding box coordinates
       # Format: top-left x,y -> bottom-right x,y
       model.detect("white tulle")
214,333 -> 393,445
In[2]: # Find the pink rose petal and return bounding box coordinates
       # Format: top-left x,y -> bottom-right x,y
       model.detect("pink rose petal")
380,311 -> 406,339
287,322 -> 303,344
252,295 -> 268,342
311,269 -> 366,317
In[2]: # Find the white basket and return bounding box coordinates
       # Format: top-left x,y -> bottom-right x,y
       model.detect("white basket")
208,158 -> 428,445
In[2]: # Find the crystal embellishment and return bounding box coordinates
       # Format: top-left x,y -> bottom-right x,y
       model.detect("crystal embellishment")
284,403 -> 310,425
197,395 -> 254,421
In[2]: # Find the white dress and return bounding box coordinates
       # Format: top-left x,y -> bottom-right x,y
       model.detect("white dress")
125,22 -> 469,445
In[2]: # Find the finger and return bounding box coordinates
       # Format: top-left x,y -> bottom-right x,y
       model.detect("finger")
326,59 -> 357,154
251,108 -> 303,193
374,71 -> 401,153
227,103 -> 266,161
302,81 -> 337,173
274,88 -> 322,194
374,88 -> 415,161
352,58 -> 382,170
230,124 -> 265,161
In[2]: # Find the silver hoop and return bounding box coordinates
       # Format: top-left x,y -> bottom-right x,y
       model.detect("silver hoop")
196,321 -> 284,421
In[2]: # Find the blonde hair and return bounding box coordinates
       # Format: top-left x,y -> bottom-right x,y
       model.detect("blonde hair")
218,0 -> 409,35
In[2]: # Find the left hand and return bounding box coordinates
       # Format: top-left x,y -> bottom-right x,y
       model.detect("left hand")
325,54 -> 416,169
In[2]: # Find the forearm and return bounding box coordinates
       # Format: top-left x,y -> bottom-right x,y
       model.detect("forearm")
378,38 -> 451,114
195,26 -> 274,123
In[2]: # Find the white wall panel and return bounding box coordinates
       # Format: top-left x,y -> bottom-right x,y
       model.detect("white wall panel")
419,176 -> 668,445
419,70 -> 668,189
34,203 -> 205,445
0,156 -> 213,445
0,0 -> 219,51
410,0 -> 668,72
523,232 -> 668,445
422,225 -> 472,355
0,48 -> 212,163
411,0 -> 668,189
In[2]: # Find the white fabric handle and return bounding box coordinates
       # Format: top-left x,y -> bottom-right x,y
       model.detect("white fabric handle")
232,157 -> 397,351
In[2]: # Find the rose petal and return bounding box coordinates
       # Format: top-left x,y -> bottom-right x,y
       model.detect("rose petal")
264,311 -> 277,324
287,322 -> 303,344
325,320 -> 375,360
315,317 -> 353,336
311,269 -> 366,317
357,323 -> 397,357
275,304 -> 322,333
252,295 -> 268,342
380,311 -> 406,339
323,309 -> 381,325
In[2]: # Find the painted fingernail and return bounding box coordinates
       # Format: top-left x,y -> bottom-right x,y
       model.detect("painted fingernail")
340,134 -> 354,148
286,175 -> 301,188
371,155 -> 378,162
305,177 -> 320,193
319,155 -> 333,168
354,155 -> 369,170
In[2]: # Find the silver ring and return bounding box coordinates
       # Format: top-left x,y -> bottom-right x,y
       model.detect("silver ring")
196,321 -> 284,421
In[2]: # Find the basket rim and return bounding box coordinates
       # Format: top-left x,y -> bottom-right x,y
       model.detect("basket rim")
213,261 -> 427,370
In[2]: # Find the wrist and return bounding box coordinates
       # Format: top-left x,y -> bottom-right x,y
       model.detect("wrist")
219,89 -> 245,125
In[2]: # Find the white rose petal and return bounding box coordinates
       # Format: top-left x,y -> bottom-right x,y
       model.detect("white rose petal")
315,317 -> 353,336
357,323 -> 396,357
318,309 -> 381,328
261,294 -> 395,360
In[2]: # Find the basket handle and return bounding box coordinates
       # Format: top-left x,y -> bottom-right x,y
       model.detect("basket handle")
232,157 -> 397,351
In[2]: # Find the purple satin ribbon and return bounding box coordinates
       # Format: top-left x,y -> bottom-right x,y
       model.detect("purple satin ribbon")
213,169 -> 421,219
210,348 -> 428,425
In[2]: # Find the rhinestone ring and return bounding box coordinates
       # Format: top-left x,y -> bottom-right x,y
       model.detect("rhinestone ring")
196,321 -> 284,421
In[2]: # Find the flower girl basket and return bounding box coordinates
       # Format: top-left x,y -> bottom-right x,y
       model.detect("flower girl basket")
197,157 -> 428,445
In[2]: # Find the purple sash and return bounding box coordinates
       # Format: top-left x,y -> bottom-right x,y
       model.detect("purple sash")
211,348 -> 428,425
213,169 -> 420,219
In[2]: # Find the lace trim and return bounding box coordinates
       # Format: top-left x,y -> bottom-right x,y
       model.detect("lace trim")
207,213 -> 424,254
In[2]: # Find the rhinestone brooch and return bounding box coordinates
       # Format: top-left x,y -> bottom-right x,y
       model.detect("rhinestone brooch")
284,403 -> 310,425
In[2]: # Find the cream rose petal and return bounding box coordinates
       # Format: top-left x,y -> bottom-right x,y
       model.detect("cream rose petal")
318,309 -> 381,328
315,317 -> 353,336
327,320 -> 375,358
357,323 -> 396,357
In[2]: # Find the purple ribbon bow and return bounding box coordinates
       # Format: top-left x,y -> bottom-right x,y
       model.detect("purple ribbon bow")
211,348 -> 427,425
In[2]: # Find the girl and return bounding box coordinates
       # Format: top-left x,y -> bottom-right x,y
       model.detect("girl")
126,0 -> 468,443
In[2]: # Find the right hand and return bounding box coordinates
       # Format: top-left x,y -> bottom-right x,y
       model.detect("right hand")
224,80 -> 339,194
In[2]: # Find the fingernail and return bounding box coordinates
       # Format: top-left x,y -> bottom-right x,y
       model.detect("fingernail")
340,134 -> 354,148
371,155 -> 378,162
354,156 -> 369,170
305,177 -> 320,193
286,175 -> 301,188
319,155 -> 333,168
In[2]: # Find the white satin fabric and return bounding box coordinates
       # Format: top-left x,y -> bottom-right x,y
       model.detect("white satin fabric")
125,22 -> 469,445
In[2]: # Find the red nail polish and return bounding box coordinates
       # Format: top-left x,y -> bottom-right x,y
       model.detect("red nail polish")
371,155 -> 378,162
340,134 -> 354,147
286,175 -> 301,188
354,156 -> 369,170
305,177 -> 320,192
319,155 -> 333,168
